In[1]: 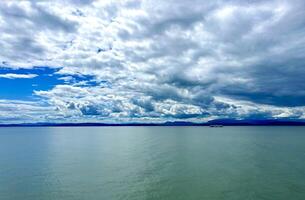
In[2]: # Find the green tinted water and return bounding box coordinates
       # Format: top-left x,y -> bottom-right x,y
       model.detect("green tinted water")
0,126 -> 305,200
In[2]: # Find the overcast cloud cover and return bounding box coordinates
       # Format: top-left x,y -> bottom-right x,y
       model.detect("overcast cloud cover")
0,0 -> 305,123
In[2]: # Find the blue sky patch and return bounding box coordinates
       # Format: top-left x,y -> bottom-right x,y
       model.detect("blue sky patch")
0,67 -> 100,100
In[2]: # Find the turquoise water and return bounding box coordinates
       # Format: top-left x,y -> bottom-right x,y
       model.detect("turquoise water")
0,126 -> 305,200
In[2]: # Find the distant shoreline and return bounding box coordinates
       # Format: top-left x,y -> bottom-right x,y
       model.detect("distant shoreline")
1,119 -> 305,127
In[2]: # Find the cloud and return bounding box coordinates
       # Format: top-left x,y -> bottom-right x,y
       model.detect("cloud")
1,0 -> 305,123
0,73 -> 38,79
0,99 -> 58,124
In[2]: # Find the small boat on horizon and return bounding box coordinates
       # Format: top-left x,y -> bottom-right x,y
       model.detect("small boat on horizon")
209,125 -> 223,127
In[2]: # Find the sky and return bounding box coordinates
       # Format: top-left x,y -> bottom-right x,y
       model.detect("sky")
0,0 -> 305,124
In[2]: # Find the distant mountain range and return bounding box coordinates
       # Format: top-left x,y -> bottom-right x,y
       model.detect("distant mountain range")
1,119 -> 305,127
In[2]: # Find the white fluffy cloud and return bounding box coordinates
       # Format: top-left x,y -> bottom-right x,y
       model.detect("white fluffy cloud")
0,73 -> 37,79
1,0 -> 305,123
0,99 -> 59,123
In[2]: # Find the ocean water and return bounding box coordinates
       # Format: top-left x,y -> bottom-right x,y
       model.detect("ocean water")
0,126 -> 305,200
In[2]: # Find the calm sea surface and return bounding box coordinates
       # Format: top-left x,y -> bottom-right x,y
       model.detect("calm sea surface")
0,126 -> 305,200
